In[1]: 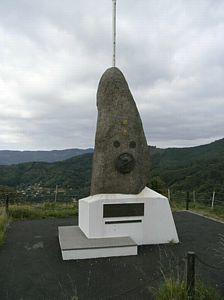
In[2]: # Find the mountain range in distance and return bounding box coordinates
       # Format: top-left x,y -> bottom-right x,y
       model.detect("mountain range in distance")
0,138 -> 223,166
0,148 -> 93,165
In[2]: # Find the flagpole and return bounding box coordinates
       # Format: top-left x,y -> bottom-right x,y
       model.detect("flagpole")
112,0 -> 117,67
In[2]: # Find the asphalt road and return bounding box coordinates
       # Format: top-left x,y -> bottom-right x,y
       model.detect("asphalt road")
0,211 -> 223,300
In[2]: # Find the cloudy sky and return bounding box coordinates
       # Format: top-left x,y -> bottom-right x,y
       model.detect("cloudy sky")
0,0 -> 224,150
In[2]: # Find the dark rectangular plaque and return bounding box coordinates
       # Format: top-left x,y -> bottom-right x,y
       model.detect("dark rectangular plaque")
103,203 -> 144,218
105,220 -> 142,224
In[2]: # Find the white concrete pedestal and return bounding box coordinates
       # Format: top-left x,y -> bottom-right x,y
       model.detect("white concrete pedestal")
59,226 -> 137,260
58,187 -> 179,260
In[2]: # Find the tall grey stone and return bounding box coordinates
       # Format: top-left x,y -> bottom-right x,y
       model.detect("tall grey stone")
91,67 -> 150,195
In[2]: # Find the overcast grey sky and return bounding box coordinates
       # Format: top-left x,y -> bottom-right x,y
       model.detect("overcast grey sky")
0,0 -> 223,150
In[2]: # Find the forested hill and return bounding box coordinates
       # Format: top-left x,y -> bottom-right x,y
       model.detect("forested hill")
151,138 -> 224,166
0,153 -> 93,199
0,138 -> 224,197
0,148 -> 93,165
150,138 -> 224,193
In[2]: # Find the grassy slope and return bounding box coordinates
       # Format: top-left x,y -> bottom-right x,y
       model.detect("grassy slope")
171,199 -> 224,221
0,202 -> 78,245
8,202 -> 78,220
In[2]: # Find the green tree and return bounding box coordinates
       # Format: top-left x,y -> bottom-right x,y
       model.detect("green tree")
149,176 -> 167,195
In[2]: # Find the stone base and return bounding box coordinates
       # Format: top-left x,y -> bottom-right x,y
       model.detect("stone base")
58,226 -> 137,260
79,187 -> 179,245
58,188 -> 179,260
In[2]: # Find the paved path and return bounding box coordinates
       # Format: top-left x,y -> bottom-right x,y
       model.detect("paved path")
0,212 -> 223,300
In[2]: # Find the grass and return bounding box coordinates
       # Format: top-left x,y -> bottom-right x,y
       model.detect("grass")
171,200 -> 224,221
154,277 -> 187,300
0,201 -> 77,246
153,248 -> 223,300
0,208 -> 8,245
155,277 -> 223,300
193,205 -> 224,221
6,202 -> 78,220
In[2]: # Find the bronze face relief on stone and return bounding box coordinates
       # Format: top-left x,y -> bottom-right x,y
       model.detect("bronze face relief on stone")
115,153 -> 135,174
90,67 -> 150,195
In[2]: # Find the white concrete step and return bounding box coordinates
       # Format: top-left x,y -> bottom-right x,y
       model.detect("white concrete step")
58,226 -> 137,260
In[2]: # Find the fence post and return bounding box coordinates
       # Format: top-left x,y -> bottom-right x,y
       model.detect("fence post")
193,191 -> 196,207
5,194 -> 9,215
186,251 -> 195,300
54,185 -> 58,203
186,191 -> 190,210
168,189 -> 171,202
211,191 -> 215,209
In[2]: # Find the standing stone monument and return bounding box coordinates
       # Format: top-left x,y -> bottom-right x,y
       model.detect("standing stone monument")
91,67 -> 150,195
58,67 -> 179,260
58,0 -> 178,260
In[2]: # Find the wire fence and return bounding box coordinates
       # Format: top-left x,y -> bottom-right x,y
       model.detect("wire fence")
167,189 -> 224,210
0,192 -> 77,206
0,189 -> 224,212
